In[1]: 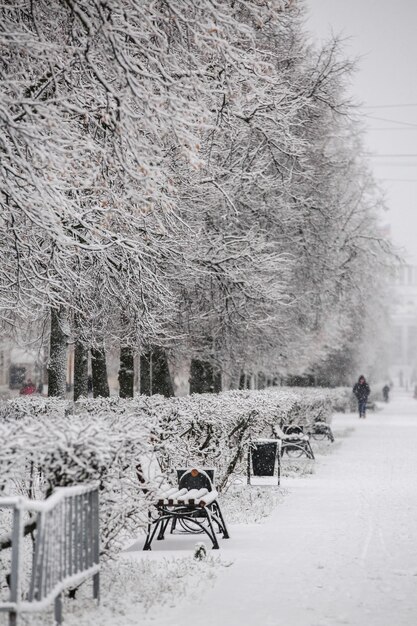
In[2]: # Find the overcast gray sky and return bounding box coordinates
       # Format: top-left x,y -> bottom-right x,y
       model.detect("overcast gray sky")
305,0 -> 417,263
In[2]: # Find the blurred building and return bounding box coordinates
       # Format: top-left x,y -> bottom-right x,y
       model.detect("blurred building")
389,265 -> 417,388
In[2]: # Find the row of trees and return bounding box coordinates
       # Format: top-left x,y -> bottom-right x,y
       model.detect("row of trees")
0,0 -> 392,397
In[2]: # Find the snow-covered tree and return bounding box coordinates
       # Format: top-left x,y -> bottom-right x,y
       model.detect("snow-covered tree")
0,0 -> 392,395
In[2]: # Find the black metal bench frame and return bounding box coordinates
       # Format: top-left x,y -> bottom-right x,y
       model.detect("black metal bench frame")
143,468 -> 229,551
309,420 -> 335,442
278,425 -> 315,460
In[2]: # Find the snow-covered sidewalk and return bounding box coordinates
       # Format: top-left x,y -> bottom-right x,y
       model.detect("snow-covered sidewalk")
132,392 -> 417,626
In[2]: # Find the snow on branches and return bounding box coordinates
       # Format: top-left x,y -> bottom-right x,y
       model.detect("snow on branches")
0,1 -> 392,384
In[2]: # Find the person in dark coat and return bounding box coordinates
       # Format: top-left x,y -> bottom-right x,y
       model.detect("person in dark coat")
382,384 -> 390,402
353,375 -> 371,418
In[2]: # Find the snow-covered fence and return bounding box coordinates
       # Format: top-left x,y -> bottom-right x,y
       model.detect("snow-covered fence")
0,484 -> 100,626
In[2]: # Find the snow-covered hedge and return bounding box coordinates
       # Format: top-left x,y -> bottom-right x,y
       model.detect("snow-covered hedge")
329,385 -> 383,413
0,411 -> 156,555
0,387 -> 345,556
329,387 -> 355,413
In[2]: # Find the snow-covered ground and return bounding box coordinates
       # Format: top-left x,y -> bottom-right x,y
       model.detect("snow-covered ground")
128,391 -> 417,626
9,391 -> 417,626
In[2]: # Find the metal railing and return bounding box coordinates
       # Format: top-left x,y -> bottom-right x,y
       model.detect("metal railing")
0,484 -> 100,625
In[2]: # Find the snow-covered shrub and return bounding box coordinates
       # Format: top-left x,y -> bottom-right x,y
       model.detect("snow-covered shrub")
221,484 -> 286,524
0,396 -> 69,421
0,386 -> 343,557
0,412 -> 159,556
328,385 -> 384,413
153,387 -> 339,489
330,387 -> 355,413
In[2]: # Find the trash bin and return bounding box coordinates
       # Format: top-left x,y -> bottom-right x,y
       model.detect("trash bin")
250,440 -> 279,476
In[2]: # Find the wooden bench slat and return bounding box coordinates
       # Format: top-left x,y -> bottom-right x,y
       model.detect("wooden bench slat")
198,490 -> 218,507
190,488 -> 209,504
176,489 -> 200,504
166,488 -> 188,505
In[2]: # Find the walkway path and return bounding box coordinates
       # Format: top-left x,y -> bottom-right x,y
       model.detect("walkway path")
142,392 -> 417,626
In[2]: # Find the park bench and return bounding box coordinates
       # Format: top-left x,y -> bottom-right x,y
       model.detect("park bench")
273,424 -> 315,460
143,467 -> 229,551
309,419 -> 334,443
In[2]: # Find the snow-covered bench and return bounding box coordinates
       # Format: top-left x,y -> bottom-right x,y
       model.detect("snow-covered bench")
309,420 -> 334,442
143,468 -> 229,550
273,424 -> 315,460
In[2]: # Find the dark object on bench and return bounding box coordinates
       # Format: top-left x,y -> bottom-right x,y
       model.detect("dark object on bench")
247,439 -> 281,485
177,468 -> 215,486
277,424 -> 315,460
143,468 -> 229,551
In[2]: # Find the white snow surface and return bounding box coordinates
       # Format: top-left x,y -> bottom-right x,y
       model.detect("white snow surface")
6,393 -> 417,626
127,392 -> 417,626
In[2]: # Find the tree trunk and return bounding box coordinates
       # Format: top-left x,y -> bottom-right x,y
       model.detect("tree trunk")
73,340 -> 88,401
47,307 -> 68,398
91,346 -> 110,397
119,346 -> 134,398
189,359 -> 221,394
140,348 -> 174,397
239,371 -> 250,390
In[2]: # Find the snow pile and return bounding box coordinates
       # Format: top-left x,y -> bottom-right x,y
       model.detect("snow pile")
2,556 -> 231,625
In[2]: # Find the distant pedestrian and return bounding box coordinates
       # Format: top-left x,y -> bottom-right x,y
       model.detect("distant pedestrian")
353,375 -> 371,418
382,384 -> 390,402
